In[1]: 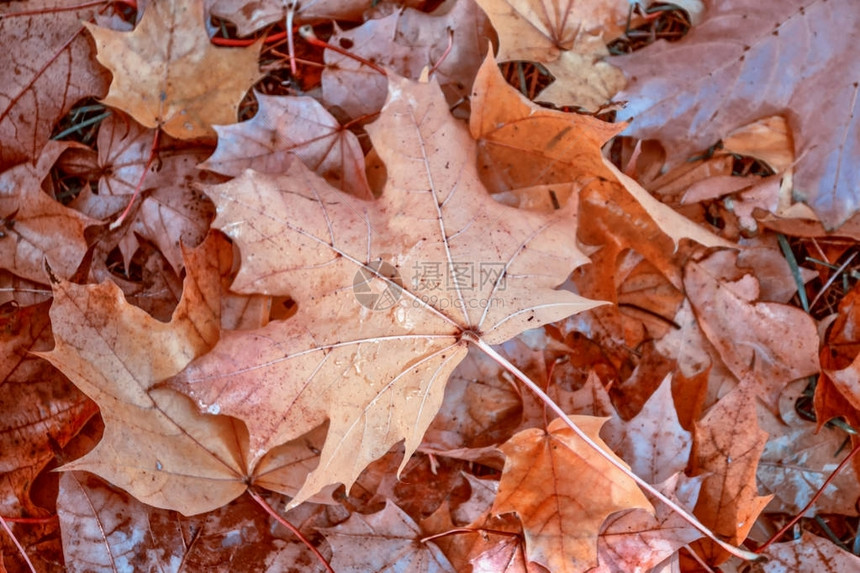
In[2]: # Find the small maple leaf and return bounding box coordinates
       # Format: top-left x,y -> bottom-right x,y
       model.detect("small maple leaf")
475,0 -> 628,110
84,0 -> 262,139
492,416 -> 654,573
0,141 -> 97,283
689,381 -> 772,565
200,91 -> 372,198
322,0 -> 492,118
319,501 -> 455,572
470,51 -> 623,196
171,75 -> 602,507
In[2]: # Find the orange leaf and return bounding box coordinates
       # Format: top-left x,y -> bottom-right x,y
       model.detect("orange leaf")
469,51 -> 623,198
493,416 -> 653,572
84,0 -> 262,139
689,381 -> 772,565
40,235 -> 249,515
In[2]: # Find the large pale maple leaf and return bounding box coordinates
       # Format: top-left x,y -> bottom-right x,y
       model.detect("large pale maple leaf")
84,0 -> 262,139
613,0 -> 860,227
171,75 -> 602,507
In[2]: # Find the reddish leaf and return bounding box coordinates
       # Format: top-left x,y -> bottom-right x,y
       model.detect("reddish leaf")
0,0 -> 109,171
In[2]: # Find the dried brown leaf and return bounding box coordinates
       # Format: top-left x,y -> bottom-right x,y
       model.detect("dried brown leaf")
85,0 -> 262,139
615,0 -> 860,227
493,416 -> 653,573
0,0 -> 109,170
200,92 -> 371,198
170,75 -> 600,508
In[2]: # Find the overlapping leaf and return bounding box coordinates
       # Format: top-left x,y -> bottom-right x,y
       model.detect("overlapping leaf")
475,0 -> 628,109
492,416 -> 653,573
171,75 -> 601,508
0,0 -> 109,171
85,0 -> 262,139
200,92 -> 371,198
0,141 -> 96,283
614,0 -> 860,227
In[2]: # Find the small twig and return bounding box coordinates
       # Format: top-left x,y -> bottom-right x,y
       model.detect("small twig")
755,439 -> 860,553
420,527 -> 521,544
109,128 -> 159,230
285,0 -> 298,77
777,234 -> 810,312
428,28 -> 454,78
0,514 -> 37,573
468,334 -> 763,563
299,25 -> 387,76
247,489 -> 334,573
809,252 -> 857,310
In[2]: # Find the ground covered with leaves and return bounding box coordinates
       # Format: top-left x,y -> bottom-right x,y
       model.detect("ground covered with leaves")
2,0 -> 860,571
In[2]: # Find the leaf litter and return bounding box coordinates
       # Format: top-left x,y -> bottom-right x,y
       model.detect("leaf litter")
1,0 -> 860,571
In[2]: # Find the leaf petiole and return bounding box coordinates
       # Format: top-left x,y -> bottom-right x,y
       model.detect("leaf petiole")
467,334 -> 764,563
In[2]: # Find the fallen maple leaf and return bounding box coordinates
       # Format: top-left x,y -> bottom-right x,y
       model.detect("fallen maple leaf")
58,472 -> 330,571
39,234 -> 250,515
615,375 -> 691,485
0,0 -> 110,171
322,0 -> 492,119
689,380 -> 772,565
492,416 -> 654,573
0,141 -> 96,284
319,501 -> 455,572
170,75 -> 601,508
757,379 -> 860,516
0,300 -> 97,518
614,0 -> 860,227
593,473 -> 704,573
69,112 -> 218,272
469,51 -> 623,196
757,530 -> 860,572
200,91 -> 372,198
475,0 -> 628,110
85,0 -> 262,139
684,250 -> 820,410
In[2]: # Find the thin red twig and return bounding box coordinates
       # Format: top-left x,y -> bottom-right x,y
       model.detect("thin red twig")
428,28 -> 454,78
211,30 -> 287,47
299,25 -> 387,76
109,128 -> 159,230
0,515 -> 57,524
754,439 -> 860,553
247,489 -> 334,573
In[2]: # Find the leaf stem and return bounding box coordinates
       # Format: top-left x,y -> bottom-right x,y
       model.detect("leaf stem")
247,489 -> 334,573
467,334 -> 763,563
0,514 -> 36,573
